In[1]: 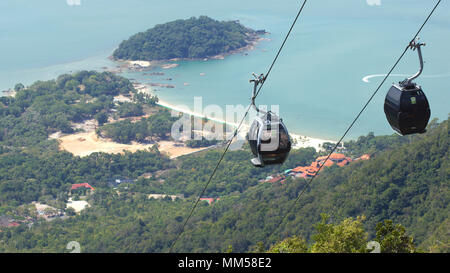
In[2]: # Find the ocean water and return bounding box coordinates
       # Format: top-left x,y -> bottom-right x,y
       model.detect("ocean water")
1,0 -> 449,140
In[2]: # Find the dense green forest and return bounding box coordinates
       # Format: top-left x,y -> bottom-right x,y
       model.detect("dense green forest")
0,72 -> 448,253
0,71 -> 134,147
99,109 -> 178,143
267,215 -> 416,253
0,96 -> 448,252
0,71 -> 173,207
113,16 -> 264,61
0,149 -> 171,207
116,101 -> 144,118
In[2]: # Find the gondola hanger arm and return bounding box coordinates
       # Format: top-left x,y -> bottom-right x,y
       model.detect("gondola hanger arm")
402,38 -> 426,87
250,72 -> 267,114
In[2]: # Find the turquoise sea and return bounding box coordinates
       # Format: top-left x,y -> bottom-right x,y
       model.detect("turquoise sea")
1,0 -> 449,140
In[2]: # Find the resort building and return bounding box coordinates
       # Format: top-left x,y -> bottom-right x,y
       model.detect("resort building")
263,153 -> 372,185
71,183 -> 95,191
288,153 -> 369,178
199,197 -> 220,205
148,194 -> 184,201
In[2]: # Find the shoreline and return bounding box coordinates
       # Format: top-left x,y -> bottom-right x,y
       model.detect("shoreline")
134,83 -> 336,151
112,34 -> 269,72
3,81 -> 337,152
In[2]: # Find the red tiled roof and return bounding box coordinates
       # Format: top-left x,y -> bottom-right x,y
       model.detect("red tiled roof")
337,159 -> 349,167
267,176 -> 283,183
264,149 -> 369,187
292,166 -> 307,173
329,153 -> 346,160
360,154 -> 371,160
200,198 -> 216,204
315,156 -> 328,162
292,165 -> 319,174
323,159 -> 335,167
71,183 -> 94,191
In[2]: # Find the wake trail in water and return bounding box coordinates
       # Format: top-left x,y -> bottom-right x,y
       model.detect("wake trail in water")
362,73 -> 450,83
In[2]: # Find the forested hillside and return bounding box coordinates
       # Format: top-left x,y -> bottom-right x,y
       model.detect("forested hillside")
113,16 -> 263,61
267,215 -> 416,253
0,71 -> 134,147
0,71 -> 168,207
0,90 -> 447,253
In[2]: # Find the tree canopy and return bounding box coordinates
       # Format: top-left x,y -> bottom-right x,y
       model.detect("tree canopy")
0,71 -> 447,253
268,214 -> 416,253
113,16 -> 262,61
0,71 -> 135,147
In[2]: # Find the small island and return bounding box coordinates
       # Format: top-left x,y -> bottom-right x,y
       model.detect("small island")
112,16 -> 266,62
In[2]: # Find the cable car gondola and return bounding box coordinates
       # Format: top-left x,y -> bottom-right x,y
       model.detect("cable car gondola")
247,73 -> 292,167
384,39 -> 431,136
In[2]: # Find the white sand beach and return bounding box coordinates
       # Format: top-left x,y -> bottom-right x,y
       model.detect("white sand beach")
128,60 -> 151,67
134,83 -> 336,151
57,129 -> 209,159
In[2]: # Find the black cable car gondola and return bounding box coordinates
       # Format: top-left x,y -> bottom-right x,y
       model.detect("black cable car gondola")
384,39 -> 431,136
247,73 -> 292,167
